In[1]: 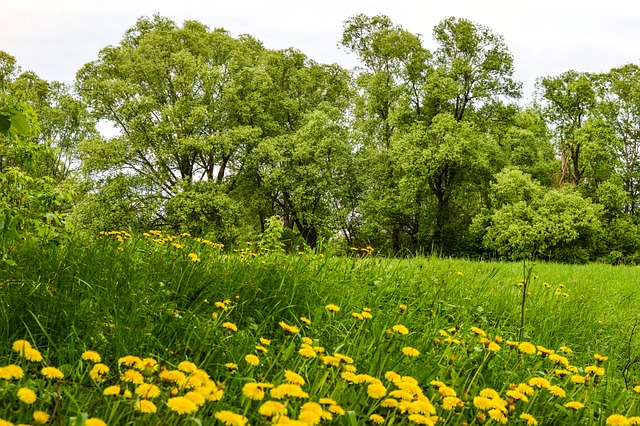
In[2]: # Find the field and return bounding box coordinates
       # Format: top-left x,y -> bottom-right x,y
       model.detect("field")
2,231 -> 640,425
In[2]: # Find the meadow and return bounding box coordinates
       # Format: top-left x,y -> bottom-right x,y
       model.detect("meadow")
1,231 -> 640,425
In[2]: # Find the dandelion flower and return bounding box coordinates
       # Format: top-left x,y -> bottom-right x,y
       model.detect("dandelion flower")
284,370 -> 305,385
528,377 -> 550,389
606,414 -> 628,426
489,409 -> 508,424
329,404 -> 345,415
81,350 -> 101,363
135,383 -> 161,399
225,363 -> 238,371
0,364 -> 24,380
506,389 -> 528,402
118,355 -> 142,367
628,417 -> 640,425
41,366 -> 64,380
488,342 -> 501,352
260,337 -> 271,346
24,348 -> 43,362
407,413 -> 435,425
121,369 -> 144,384
33,411 -> 50,424
103,385 -> 120,396
479,388 -> 500,399
243,382 -> 267,400
594,353 -> 609,362
470,326 -> 486,337
518,342 -> 536,355
185,390 -> 206,406
135,400 -> 157,414
17,387 -> 37,404
520,413 -> 538,425
300,316 -> 311,325
222,322 -> 238,332
89,363 -> 110,382
402,347 -> 420,357
564,401 -> 585,410
259,401 -> 288,417
214,410 -> 248,426
299,345 -> 317,358
85,419 -> 107,426
392,324 -> 409,335
245,354 -> 260,366
571,375 -> 586,384
188,253 -> 200,262
548,385 -> 566,397
369,414 -> 385,424
473,396 -> 493,410
367,383 -> 387,398
381,398 -> 399,408
325,304 -> 341,312
442,396 -> 463,410
279,321 -> 300,334
167,396 -> 198,415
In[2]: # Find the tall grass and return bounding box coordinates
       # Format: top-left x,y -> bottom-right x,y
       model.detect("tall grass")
1,231 -> 639,425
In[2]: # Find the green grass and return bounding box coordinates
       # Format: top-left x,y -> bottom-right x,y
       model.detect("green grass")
1,231 -> 640,425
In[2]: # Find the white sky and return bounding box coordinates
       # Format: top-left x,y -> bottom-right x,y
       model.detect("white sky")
2,0 -> 640,101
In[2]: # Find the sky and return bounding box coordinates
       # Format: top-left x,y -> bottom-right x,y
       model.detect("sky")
3,0 -> 640,102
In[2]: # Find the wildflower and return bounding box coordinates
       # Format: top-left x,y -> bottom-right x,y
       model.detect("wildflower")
585,365 -> 605,376
439,385 -> 457,398
12,340 -> 32,353
548,385 -> 566,397
594,353 -> 609,363
245,354 -> 260,366
628,417 -> 640,425
121,369 -> 144,384
17,387 -> 37,404
300,316 -> 312,325
381,398 -> 399,407
518,342 -> 536,355
222,322 -> 238,332
270,383 -> 309,399
185,390 -> 206,406
260,337 -> 271,346
488,342 -> 501,352
361,311 -> 373,319
279,321 -> 300,334
81,350 -> 102,363
177,361 -> 198,373
564,401 -> 585,410
506,389 -> 528,402
167,396 -> 198,415
118,355 -> 142,367
549,353 -> 570,366
135,400 -> 157,414
352,312 -> 364,319
442,396 -> 463,410
285,370 -> 305,385
367,383 -> 387,398
517,383 -> 534,396
392,324 -> 409,335
85,419 -> 107,426
528,377 -> 550,389
135,383 -> 161,399
559,346 -> 573,354
103,385 -> 120,396
0,364 -> 23,380
188,253 -> 200,262
225,362 -> 238,371
259,401 -> 288,417
320,398 -> 337,405
407,413 -> 435,425
470,326 -> 486,337
489,408 -> 508,424
215,301 -> 228,310
256,345 -> 268,353
41,366 -> 64,380
299,345 -> 317,358
473,396 -> 493,410
606,414 -> 628,426
326,304 -> 341,312
33,411 -> 50,424
634,385 -> 640,393
520,413 -> 538,425
369,414 -> 385,424
402,347 -> 420,357
479,388 -> 500,399
571,375 -> 586,384
329,404 -> 345,415
299,402 -> 323,424
24,348 -> 43,362
243,382 -> 268,400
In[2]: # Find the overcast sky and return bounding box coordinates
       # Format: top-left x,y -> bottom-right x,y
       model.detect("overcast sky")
3,0 -> 640,101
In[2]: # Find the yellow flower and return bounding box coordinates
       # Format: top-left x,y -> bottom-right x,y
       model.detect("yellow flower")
24,348 -> 43,362
506,389 -> 528,402
121,369 -> 144,384
564,401 -> 585,410
167,396 -> 198,415
381,398 -> 399,407
442,396 -> 463,410
571,375 -> 586,384
12,340 -> 32,353
270,383 -> 309,399
549,353 -> 570,366
188,253 -> 200,262
135,383 -> 161,399
41,366 -> 64,380
225,363 -> 238,370
81,350 -> 101,363
479,388 -> 500,399
222,322 -> 238,332
33,411 -> 50,424
520,413 -> 538,425
0,364 -> 24,380
489,408 -> 508,424
243,382 -> 268,400
329,404 -> 345,415
369,414 -> 385,424
17,387 -> 37,404
392,324 -> 409,335
185,390 -> 206,406
300,316 -> 312,325
528,377 -> 550,389
259,400 -> 288,417
488,342 -> 501,352
118,355 -> 142,367
103,385 -> 120,396
89,363 -> 110,382
473,396 -> 493,410
402,347 -> 420,357
284,370 -> 305,385
470,326 -> 486,337
177,361 -> 198,373
606,414 -> 628,426
259,337 -> 271,346
518,342 -> 536,355
325,304 -> 341,312
279,321 -> 300,334
594,353 -> 609,362
629,417 -> 640,426
214,410 -> 248,425
245,354 -> 260,366
548,385 -> 566,397
135,400 -> 157,414
85,419 -> 107,426
407,413 -> 435,425
399,304 -> 408,311
367,383 -> 387,398
299,345 -> 317,358
256,345 -> 268,353
559,345 -> 573,354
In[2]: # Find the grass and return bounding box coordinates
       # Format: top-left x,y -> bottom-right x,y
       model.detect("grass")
1,230 -> 640,425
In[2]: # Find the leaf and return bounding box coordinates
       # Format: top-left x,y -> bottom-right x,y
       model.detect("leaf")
10,111 -> 30,135
345,411 -> 358,426
0,114 -> 10,134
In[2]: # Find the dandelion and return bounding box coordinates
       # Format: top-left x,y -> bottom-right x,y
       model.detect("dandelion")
367,383 -> 388,398
222,322 -> 238,332
270,383 -> 309,399
442,396 -> 463,410
634,385 -> 640,393
487,341 -> 501,352
470,326 -> 486,337
407,413 -> 435,425
118,355 -> 142,367
167,396 -> 198,415
594,353 -> 609,362
279,321 -> 300,334
0,364 -> 23,380
33,411 -> 50,424
17,387 -> 37,404
256,345 -> 268,353
103,385 -> 120,396
12,340 -> 32,353
325,304 -> 341,312
564,401 -> 585,410
85,419 -> 107,426
188,253 -> 200,262
41,366 -> 64,380
506,389 -> 528,402
135,400 -> 158,414
606,414 -> 628,426
518,342 -> 537,355
369,414 -> 385,424
548,385 -> 566,397
479,388 -> 500,399
284,370 -> 306,385
177,361 -> 198,373
299,345 -> 317,358
549,353 -> 570,366
135,383 -> 161,399
402,347 -> 420,357
528,377 -> 550,389
488,409 -> 508,424
24,348 -> 43,362
260,337 -> 271,346
259,401 -> 288,417
245,354 -> 260,366
121,369 -> 144,384
559,346 -> 573,354
89,363 -> 109,382
81,350 -> 101,363
185,390 -> 206,406
628,417 -> 640,425
571,375 -> 586,384
392,324 -> 409,335
520,413 -> 538,425
329,404 -> 345,415
243,382 -> 268,400
300,316 -> 312,325
473,396 -> 493,410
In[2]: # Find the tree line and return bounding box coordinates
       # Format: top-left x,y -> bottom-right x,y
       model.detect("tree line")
2,13 -> 640,263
